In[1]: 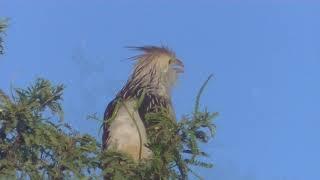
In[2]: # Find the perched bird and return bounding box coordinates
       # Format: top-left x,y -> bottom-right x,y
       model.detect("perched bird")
102,45 -> 184,161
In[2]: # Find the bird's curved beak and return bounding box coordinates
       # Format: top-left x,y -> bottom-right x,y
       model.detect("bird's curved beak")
172,59 -> 184,73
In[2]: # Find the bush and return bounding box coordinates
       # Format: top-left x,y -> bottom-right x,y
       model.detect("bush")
0,76 -> 216,179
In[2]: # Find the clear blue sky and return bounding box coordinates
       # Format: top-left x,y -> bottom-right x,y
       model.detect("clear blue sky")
1,1 -> 319,179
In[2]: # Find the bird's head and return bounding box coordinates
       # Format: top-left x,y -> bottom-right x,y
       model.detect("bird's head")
128,45 -> 184,96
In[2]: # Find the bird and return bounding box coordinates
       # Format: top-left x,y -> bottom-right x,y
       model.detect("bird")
102,45 -> 184,161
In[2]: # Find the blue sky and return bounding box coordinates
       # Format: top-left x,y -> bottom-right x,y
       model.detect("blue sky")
1,1 -> 320,179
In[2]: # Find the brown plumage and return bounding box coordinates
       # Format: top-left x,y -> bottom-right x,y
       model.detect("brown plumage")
102,45 -> 184,161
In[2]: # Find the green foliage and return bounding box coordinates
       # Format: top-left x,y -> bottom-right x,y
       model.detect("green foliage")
0,19 -> 7,55
0,77 -> 216,180
0,79 -> 101,179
